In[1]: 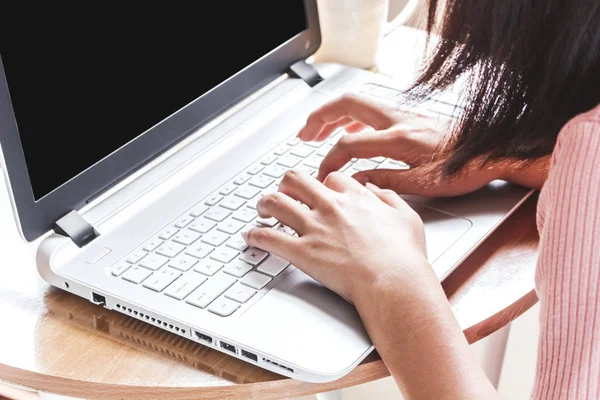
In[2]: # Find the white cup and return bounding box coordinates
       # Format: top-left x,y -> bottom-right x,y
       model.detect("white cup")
314,0 -> 417,69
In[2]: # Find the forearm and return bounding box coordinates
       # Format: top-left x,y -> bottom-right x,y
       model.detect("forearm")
354,257 -> 501,400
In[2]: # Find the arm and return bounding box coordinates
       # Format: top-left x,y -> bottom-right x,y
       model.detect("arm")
355,251 -> 501,400
530,119 -> 600,399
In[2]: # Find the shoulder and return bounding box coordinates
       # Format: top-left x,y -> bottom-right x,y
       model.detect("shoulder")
552,103 -> 600,165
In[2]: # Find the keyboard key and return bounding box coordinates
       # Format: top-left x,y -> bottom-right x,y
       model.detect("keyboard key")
205,194 -> 223,206
126,250 -> 147,264
292,165 -> 317,176
225,283 -> 257,303
257,255 -> 290,277
234,185 -> 261,200
370,156 -> 386,163
343,168 -> 359,176
189,204 -> 209,218
274,145 -> 290,156
172,229 -> 201,246
156,242 -> 185,258
247,164 -> 264,175
201,231 -> 229,247
211,247 -> 240,263
249,175 -> 274,189
142,268 -> 181,292
169,253 -> 199,272
219,183 -> 237,196
377,159 -> 409,170
143,238 -> 163,252
246,197 -> 260,209
139,253 -> 170,271
352,159 -> 379,172
276,224 -> 296,235
186,243 -> 214,259
241,271 -> 272,290
164,274 -> 207,300
186,274 -> 236,309
175,216 -> 194,228
290,144 -> 314,158
208,297 -> 240,317
159,227 -> 179,240
223,259 -> 253,278
189,218 -> 216,234
257,216 -> 278,227
287,137 -> 301,145
220,196 -> 246,211
122,266 -> 152,284
277,154 -> 302,168
263,164 -> 288,178
303,155 -> 324,169
303,140 -> 326,148
240,248 -> 269,266
194,259 -> 224,276
233,173 -> 251,185
226,234 -> 249,251
111,262 -> 131,277
204,208 -> 232,222
217,219 -> 245,235
261,154 -> 278,165
233,207 -> 257,223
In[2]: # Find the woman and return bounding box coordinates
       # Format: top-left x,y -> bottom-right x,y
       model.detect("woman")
243,0 -> 600,398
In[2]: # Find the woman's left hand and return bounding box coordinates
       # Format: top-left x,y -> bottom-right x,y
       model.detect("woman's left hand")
242,169 -> 431,304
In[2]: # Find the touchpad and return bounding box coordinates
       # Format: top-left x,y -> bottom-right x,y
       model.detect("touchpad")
406,201 -> 473,263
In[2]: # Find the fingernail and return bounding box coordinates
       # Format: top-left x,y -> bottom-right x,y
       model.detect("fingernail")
365,182 -> 380,191
241,230 -> 249,242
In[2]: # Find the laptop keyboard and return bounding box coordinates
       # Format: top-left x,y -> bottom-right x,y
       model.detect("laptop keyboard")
109,88 -> 413,318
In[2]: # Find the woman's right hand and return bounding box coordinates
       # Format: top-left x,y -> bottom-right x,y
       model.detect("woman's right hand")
297,93 -> 504,197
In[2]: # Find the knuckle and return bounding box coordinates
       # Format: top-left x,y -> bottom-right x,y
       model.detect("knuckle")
340,92 -> 362,105
281,169 -> 301,186
323,170 -> 345,185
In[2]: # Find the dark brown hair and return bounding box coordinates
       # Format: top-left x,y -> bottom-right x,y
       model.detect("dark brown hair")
406,0 -> 600,176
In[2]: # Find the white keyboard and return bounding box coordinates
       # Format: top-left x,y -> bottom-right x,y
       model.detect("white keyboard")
109,87 -> 413,318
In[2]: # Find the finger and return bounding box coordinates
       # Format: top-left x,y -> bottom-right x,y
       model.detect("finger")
242,228 -> 301,264
278,170 -> 333,208
353,168 -> 438,196
317,130 -> 398,181
297,93 -> 395,141
364,182 -> 405,208
343,121 -> 368,134
322,170 -> 362,193
256,192 -> 310,235
314,119 -> 352,142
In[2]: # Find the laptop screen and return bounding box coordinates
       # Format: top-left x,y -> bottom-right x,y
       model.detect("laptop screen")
0,3 -> 307,200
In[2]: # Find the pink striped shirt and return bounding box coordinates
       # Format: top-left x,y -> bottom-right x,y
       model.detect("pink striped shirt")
532,103 -> 600,399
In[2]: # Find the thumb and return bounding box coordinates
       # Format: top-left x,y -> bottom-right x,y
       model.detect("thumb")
354,168 -> 429,195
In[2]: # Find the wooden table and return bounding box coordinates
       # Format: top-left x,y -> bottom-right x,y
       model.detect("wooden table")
0,26 -> 540,400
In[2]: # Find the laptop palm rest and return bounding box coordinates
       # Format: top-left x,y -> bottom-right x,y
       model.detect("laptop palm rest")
405,200 -> 473,263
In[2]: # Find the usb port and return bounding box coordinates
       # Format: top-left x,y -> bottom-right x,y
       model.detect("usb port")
92,293 -> 106,305
220,341 -> 236,354
194,331 -> 212,344
241,349 -> 258,362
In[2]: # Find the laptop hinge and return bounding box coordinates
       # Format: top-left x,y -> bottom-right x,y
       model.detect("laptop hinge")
54,210 -> 100,248
288,60 -> 323,87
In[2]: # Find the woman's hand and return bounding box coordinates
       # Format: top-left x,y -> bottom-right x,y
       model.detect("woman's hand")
242,169 -> 430,304
297,93 -> 506,196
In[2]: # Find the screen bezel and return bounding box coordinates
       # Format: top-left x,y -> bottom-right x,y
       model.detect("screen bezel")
0,0 -> 320,242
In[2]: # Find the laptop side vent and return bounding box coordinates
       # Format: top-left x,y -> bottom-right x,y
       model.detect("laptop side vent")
114,303 -> 187,335
262,357 -> 294,373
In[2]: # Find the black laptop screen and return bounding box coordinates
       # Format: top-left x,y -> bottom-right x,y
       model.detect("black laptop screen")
0,3 -> 307,200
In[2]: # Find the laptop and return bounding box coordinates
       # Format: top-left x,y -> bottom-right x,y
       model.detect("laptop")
0,1 -> 532,383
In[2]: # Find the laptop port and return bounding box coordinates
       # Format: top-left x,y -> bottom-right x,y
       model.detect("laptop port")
219,341 -> 236,354
91,293 -> 106,305
241,349 -> 258,362
194,331 -> 212,344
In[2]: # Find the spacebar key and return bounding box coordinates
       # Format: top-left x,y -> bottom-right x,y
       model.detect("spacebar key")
186,274 -> 237,309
